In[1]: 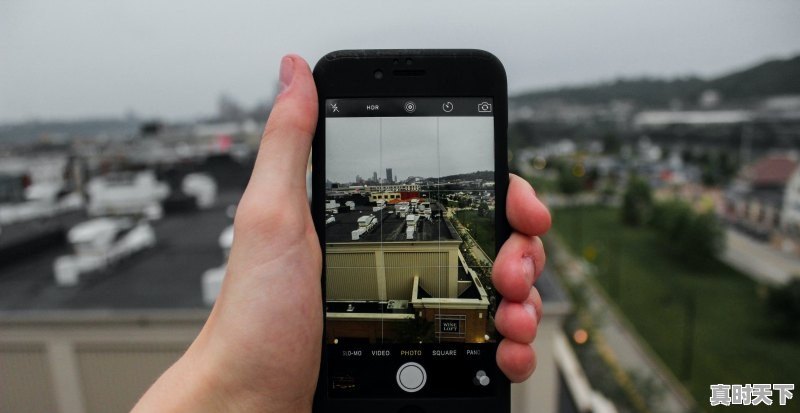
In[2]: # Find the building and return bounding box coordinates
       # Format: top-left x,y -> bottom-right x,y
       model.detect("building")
325,202 -> 491,344
776,164 -> 800,253
0,191 -> 237,413
0,156 -> 86,252
724,153 -> 798,239
367,191 -> 401,203
386,168 -> 393,183
348,183 -> 421,193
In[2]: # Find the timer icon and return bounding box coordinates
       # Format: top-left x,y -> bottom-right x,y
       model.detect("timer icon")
442,101 -> 454,113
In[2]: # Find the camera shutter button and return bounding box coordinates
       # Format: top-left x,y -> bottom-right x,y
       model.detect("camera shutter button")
396,362 -> 427,392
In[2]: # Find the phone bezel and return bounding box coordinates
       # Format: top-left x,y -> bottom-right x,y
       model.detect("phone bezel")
311,49 -> 511,413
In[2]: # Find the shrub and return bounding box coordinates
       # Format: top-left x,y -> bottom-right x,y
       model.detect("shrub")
650,200 -> 724,267
621,177 -> 653,226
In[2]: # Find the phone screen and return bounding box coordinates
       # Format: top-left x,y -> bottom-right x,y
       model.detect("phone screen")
324,97 -> 500,398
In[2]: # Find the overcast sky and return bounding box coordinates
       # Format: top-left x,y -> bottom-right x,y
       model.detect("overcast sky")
326,117 -> 493,183
1,0 -> 799,123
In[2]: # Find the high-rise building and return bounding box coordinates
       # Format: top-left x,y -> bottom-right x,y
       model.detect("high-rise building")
386,168 -> 393,183
372,171 -> 378,182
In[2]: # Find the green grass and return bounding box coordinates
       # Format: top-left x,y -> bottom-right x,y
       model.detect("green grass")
552,206 -> 800,409
455,209 -> 496,260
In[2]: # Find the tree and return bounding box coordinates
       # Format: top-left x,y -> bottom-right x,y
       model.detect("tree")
651,200 -> 691,238
478,201 -> 489,217
650,200 -> 724,267
679,211 -> 724,266
621,177 -> 652,226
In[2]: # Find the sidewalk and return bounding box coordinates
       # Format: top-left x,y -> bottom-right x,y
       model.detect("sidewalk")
722,228 -> 800,285
552,238 -> 697,413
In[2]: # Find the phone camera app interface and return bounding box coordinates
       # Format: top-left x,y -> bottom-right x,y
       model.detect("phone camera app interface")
325,98 -> 498,398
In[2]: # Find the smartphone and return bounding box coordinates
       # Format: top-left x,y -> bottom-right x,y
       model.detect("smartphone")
311,49 -> 510,413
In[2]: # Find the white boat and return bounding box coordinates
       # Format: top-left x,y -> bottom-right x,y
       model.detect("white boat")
53,218 -> 156,286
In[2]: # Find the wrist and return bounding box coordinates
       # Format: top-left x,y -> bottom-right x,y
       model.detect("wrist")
132,341 -> 230,413
133,325 -> 314,413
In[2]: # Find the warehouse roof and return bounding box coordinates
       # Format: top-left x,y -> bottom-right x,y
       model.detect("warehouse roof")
325,203 -> 460,243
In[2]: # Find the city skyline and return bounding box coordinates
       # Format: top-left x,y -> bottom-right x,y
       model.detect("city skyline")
325,116 -> 494,184
328,167 -> 493,186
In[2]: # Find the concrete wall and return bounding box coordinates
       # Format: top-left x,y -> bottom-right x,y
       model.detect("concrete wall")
326,242 -> 460,301
0,311 -> 204,413
511,315 -> 564,413
0,308 -> 569,413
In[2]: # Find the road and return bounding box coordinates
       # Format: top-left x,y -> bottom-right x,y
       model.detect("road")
722,228 -> 800,285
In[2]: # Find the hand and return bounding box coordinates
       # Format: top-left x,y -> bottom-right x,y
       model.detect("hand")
132,54 -> 550,412
492,174 -> 551,382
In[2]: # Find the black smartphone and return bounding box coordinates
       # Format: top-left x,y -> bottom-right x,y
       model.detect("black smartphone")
311,49 -> 510,413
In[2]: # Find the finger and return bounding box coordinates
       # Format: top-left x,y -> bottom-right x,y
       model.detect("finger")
530,285 -> 543,323
494,286 -> 540,343
507,174 -> 551,236
497,339 -> 537,383
248,54 -> 318,197
493,233 -> 545,302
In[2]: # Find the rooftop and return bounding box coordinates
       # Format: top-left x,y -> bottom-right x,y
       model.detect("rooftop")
325,203 -> 461,244
0,191 -> 238,311
0,190 -> 569,312
741,154 -> 799,187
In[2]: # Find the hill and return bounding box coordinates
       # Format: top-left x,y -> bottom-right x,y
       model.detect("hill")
512,54 -> 800,108
437,170 -> 494,182
0,118 -> 139,143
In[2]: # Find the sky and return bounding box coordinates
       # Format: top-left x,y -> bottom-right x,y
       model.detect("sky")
326,116 -> 494,183
1,0 -> 799,123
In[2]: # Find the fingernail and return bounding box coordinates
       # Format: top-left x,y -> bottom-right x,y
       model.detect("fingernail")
279,56 -> 294,94
522,255 -> 534,282
524,302 -> 537,321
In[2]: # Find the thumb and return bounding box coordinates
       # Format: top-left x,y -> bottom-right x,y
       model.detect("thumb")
247,55 -> 318,199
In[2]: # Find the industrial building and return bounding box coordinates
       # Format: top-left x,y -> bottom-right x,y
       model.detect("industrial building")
325,201 -> 492,344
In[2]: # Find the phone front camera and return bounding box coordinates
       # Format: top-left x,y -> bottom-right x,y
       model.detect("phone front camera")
374,70 -> 384,80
